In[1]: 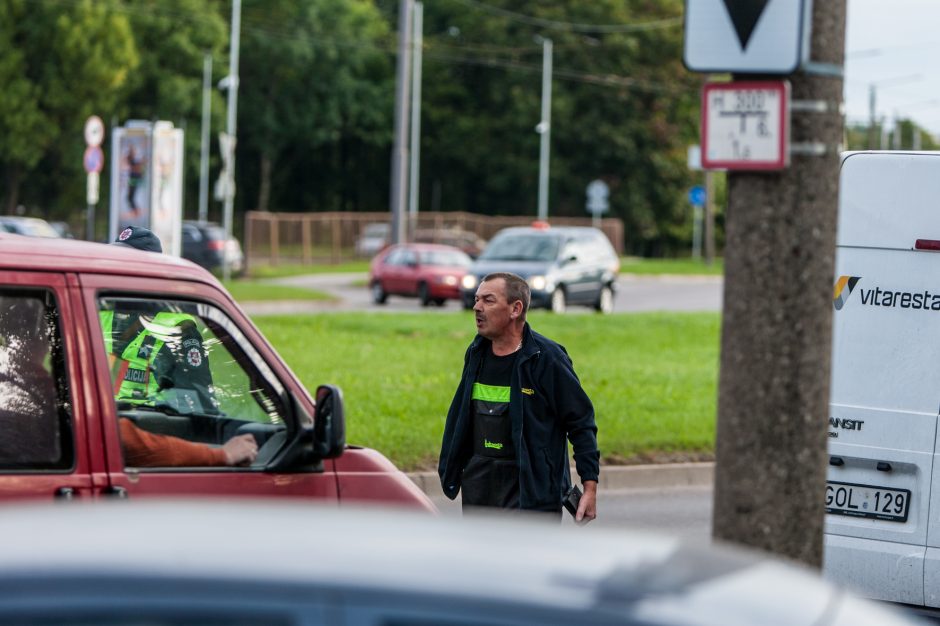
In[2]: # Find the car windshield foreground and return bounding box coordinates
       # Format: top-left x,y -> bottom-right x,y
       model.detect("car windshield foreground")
0,500 -> 923,626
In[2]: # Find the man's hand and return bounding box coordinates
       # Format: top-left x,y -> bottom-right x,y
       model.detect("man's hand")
223,434 -> 258,466
575,480 -> 597,524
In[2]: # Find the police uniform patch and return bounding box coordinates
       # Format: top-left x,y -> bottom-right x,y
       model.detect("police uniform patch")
119,227 -> 133,241
186,347 -> 202,367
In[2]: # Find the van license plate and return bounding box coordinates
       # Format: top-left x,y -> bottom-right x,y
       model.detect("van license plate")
825,481 -> 910,523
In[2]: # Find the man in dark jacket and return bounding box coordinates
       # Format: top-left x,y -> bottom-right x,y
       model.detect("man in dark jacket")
439,272 -> 599,521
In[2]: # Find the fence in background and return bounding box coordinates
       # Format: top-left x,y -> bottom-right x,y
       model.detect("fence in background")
245,211 -> 625,267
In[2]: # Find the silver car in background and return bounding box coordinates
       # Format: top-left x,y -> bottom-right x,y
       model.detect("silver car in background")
0,215 -> 61,238
461,224 -> 620,313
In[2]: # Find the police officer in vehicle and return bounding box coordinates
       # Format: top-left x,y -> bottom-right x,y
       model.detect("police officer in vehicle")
103,226 -> 257,467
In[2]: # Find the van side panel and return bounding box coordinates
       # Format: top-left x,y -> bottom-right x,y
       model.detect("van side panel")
826,535 -> 924,605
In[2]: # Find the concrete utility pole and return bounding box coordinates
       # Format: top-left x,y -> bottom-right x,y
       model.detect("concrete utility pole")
389,0 -> 414,245
712,1 -> 846,568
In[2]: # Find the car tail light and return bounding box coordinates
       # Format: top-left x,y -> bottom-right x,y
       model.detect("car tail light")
531,220 -> 550,230
207,239 -> 225,251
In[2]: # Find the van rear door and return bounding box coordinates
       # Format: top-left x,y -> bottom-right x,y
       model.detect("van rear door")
825,152 -> 940,605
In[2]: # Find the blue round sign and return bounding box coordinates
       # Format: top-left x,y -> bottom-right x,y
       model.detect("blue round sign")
83,146 -> 104,174
688,185 -> 706,206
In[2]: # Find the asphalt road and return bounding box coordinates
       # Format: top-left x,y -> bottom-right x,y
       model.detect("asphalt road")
429,484 -> 714,543
245,273 -> 723,315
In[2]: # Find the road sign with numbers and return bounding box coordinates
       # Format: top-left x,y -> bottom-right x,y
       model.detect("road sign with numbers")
701,80 -> 789,171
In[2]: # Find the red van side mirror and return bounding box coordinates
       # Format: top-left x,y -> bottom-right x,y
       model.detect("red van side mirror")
312,384 -> 346,459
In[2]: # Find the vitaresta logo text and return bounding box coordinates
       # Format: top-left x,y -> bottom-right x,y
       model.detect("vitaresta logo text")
833,276 -> 940,311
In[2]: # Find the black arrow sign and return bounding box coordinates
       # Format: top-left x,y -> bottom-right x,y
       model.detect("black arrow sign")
722,0 -> 770,50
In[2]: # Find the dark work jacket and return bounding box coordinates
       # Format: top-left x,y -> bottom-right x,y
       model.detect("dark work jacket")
438,323 -> 600,511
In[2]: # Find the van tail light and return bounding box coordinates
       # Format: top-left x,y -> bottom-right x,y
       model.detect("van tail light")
207,239 -> 225,251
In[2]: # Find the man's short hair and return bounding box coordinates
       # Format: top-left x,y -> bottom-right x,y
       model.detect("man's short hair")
482,272 -> 530,316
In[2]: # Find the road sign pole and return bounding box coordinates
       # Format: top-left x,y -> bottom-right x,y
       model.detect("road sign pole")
83,116 -> 105,242
704,170 -> 715,265
86,201 -> 94,241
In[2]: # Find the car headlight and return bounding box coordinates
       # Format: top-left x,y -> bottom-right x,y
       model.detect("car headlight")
528,275 -> 547,291
440,275 -> 458,286
462,274 -> 478,290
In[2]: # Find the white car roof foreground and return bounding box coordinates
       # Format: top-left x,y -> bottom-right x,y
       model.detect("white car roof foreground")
0,501 -> 921,626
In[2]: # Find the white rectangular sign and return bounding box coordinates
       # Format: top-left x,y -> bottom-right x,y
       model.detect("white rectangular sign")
701,81 -> 790,171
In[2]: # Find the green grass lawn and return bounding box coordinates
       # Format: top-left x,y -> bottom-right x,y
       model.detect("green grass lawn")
221,280 -> 333,302
256,311 -> 720,471
248,261 -> 371,279
620,257 -> 724,275
249,257 -> 723,280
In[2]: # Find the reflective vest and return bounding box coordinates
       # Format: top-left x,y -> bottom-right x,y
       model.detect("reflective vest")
100,310 -> 194,404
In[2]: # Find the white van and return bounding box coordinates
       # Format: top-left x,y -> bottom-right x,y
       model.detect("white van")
825,151 -> 940,608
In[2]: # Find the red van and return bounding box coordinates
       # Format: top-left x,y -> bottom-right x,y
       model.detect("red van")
0,233 -> 434,510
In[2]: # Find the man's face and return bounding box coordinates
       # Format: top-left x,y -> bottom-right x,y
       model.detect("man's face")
473,278 -> 515,340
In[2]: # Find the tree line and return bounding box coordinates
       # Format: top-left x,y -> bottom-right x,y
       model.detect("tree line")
2,0 -> 711,255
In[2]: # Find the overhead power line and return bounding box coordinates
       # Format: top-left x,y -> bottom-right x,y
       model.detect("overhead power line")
442,0 -> 682,34
423,49 -> 695,97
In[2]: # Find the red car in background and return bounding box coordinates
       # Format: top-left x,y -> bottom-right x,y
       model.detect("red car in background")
369,243 -> 472,306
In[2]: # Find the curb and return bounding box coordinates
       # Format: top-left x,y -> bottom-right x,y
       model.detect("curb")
407,462 -> 715,499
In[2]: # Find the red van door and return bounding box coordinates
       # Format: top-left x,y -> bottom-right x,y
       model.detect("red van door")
0,272 -> 96,501
78,274 -> 337,501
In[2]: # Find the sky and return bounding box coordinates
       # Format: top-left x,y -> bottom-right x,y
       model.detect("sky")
845,0 -> 940,135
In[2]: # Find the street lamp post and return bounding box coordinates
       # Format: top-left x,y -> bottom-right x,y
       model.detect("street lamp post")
222,0 -> 241,282
390,0 -> 414,245
407,2 -> 423,238
536,37 -> 552,222
198,52 -> 212,224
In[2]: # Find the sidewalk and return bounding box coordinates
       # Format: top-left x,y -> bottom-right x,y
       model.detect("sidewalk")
407,462 -> 715,499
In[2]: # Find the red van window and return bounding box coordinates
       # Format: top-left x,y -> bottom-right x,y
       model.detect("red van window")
97,297 -> 288,470
0,290 -> 72,469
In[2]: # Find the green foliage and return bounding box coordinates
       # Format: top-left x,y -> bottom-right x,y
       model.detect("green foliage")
256,311 -> 719,470
415,0 -> 702,255
6,1 -> 707,256
237,0 -> 393,213
845,119 -> 939,151
115,0 -> 229,214
0,0 -> 138,211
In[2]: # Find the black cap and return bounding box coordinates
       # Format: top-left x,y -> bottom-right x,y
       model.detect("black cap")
113,226 -> 162,253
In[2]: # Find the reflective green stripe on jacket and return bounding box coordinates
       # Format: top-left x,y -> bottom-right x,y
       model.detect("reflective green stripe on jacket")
100,310 -> 192,404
